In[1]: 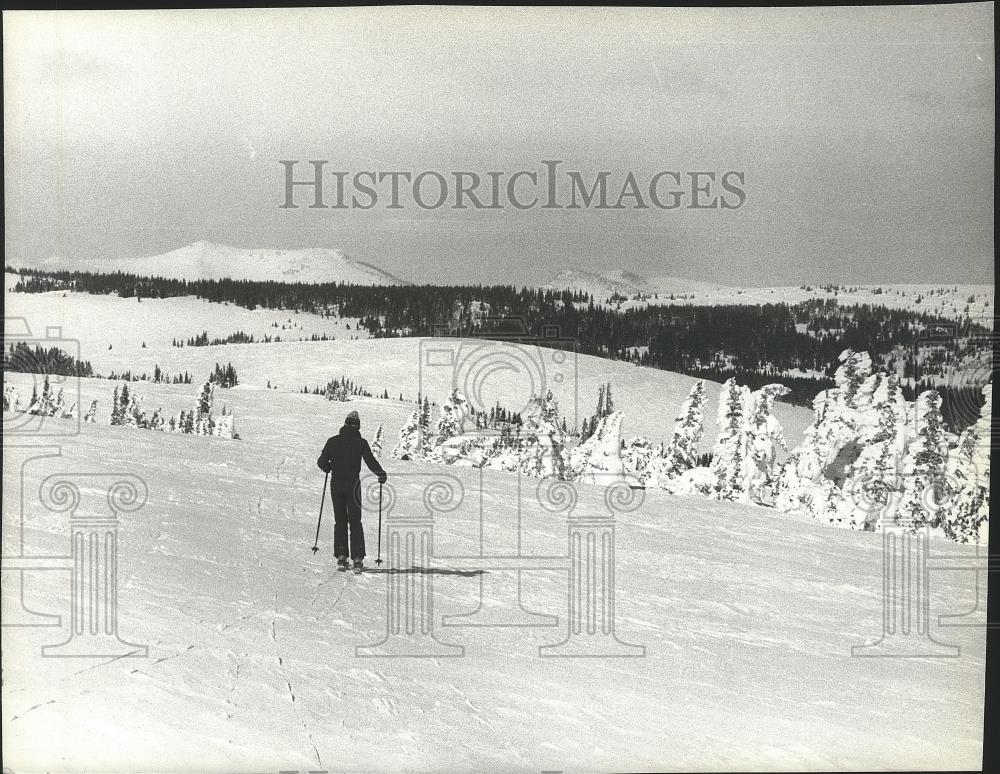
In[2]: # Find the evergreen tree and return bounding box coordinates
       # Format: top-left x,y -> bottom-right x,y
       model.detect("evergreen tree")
3,384 -> 20,411
745,383 -> 791,505
567,411 -> 628,484
392,401 -> 424,461
517,390 -> 568,479
419,396 -> 433,456
371,423 -> 385,458
941,384 -> 991,543
37,375 -> 53,416
710,378 -> 752,502
52,387 -> 65,418
897,390 -> 950,533
110,385 -> 122,425
83,400 -> 98,423
428,389 -> 470,463
26,384 -> 39,414
839,376 -> 910,530
646,380 -> 707,487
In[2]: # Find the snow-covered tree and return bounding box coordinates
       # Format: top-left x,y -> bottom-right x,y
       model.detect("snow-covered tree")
64,402 -> 78,421
834,373 -> 911,531
3,384 -> 20,411
391,406 -> 424,460
709,378 -> 752,502
773,349 -> 883,517
567,411 -> 629,485
371,423 -> 385,457
942,384 -> 991,543
110,385 -> 121,425
517,390 -> 568,479
110,384 -> 131,426
836,349 -> 874,409
421,398 -> 433,450
581,381 -> 615,441
83,400 -> 98,424
149,408 -> 165,431
325,378 -> 351,402
646,380 -> 707,487
25,384 -> 38,414
621,437 -> 655,481
428,389 -> 470,462
52,387 -> 66,418
481,423 -> 524,473
193,381 -> 215,435
745,384 -> 791,505
125,393 -> 147,428
32,376 -> 53,416
896,390 -> 950,533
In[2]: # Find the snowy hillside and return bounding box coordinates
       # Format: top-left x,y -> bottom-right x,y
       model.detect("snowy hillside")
544,268 -> 722,297
2,384 -> 986,772
4,272 -> 370,347
1,278 -> 813,448
22,241 -> 407,285
544,268 -> 993,320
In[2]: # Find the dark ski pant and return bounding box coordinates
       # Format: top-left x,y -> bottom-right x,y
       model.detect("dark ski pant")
331,480 -> 365,560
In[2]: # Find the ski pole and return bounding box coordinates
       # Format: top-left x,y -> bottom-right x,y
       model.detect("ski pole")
311,470 -> 329,554
375,481 -> 384,566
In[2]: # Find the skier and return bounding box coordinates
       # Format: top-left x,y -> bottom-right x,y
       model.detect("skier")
317,410 -> 387,573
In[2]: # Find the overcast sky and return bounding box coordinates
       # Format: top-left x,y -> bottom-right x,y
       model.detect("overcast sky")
4,5 -> 994,285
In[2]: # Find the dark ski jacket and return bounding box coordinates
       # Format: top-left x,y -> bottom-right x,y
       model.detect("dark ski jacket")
317,425 -> 386,493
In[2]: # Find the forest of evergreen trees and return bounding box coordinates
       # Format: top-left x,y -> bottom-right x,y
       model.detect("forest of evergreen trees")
4,342 -> 95,377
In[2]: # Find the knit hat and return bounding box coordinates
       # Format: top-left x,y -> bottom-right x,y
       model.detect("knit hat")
344,410 -> 360,427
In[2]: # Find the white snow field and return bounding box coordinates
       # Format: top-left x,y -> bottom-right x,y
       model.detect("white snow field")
1,382 -> 986,773
4,272 -> 371,347
2,280 -> 811,448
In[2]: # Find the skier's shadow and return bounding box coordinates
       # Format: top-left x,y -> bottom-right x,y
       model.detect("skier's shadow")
366,567 -> 485,577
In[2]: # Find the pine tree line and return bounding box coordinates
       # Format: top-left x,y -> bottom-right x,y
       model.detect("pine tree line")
172,330 -> 285,347
106,366 -> 194,384
4,342 -> 95,378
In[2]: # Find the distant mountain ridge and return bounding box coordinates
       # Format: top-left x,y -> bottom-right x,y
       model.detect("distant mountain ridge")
30,241 -> 408,285
543,268 -> 724,297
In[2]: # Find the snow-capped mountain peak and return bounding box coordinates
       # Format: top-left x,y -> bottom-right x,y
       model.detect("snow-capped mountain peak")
24,242 -> 407,285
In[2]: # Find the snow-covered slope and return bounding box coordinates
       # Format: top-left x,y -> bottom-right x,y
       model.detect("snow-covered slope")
544,268 -> 722,297
25,241 -> 407,285
544,268 -> 994,319
661,283 -> 995,319
1,384 -> 985,772
2,282 -> 813,449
